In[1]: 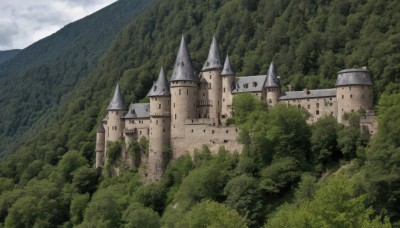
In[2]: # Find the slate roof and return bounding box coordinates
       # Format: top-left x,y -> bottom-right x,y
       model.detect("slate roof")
232,75 -> 267,93
170,36 -> 198,82
107,83 -> 127,111
265,62 -> 280,88
202,35 -> 223,71
124,103 -> 150,119
335,68 -> 373,86
97,123 -> 105,133
279,88 -> 336,100
147,67 -> 171,97
221,54 -> 235,76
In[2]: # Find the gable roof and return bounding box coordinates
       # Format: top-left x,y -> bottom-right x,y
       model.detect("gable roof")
124,103 -> 150,119
232,75 -> 267,93
279,88 -> 336,100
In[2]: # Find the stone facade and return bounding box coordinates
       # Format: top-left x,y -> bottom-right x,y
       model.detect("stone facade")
95,36 -> 376,181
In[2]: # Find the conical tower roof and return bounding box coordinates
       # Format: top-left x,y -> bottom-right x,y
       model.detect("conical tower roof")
97,123 -> 105,133
265,62 -> 280,88
221,54 -> 235,76
147,67 -> 171,97
170,36 -> 198,82
202,35 -> 223,71
107,83 -> 127,110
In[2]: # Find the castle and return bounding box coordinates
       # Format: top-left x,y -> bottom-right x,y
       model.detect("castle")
95,35 -> 376,181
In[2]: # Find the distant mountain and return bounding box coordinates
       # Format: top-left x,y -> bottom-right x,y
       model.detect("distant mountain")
0,0 -> 155,155
0,50 -> 20,65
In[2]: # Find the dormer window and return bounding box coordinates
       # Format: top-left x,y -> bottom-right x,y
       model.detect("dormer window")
154,86 -> 157,91
206,61 -> 209,66
253,82 -> 258,87
244,83 -> 248,89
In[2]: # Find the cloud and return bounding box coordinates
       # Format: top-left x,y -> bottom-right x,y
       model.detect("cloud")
0,19 -> 19,50
0,0 -> 117,50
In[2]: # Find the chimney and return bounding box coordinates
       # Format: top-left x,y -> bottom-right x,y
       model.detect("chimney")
287,85 -> 292,91
303,88 -> 310,95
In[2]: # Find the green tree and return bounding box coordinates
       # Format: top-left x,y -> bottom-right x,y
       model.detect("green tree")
176,200 -> 247,228
122,202 -> 160,228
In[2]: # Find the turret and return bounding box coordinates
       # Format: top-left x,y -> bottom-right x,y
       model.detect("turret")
147,67 -> 171,181
106,83 -> 127,142
264,62 -> 281,107
95,123 -> 105,168
221,54 -> 235,119
199,35 -> 223,121
170,36 -> 199,157
335,68 -> 373,123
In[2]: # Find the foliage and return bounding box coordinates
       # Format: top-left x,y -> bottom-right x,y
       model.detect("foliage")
267,174 -> 391,228
175,200 -> 247,228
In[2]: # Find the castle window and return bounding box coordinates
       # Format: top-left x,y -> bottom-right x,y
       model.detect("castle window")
226,130 -> 229,133
174,103 -> 175,108
156,120 -> 158,125
223,98 -> 225,102
203,129 -> 206,133
209,83 -> 211,89
209,75 -> 211,79
179,89 -> 181,95
269,99 -> 272,103
224,88 -> 226,92
350,94 -> 353,98
330,98 -> 332,100
342,95 -> 344,99
316,103 -> 319,108
316,110 -> 320,115
362,94 -> 365,99
187,89 -> 188,95
349,86 -> 352,90
163,129 -> 165,132
212,130 -> 215,134
307,105 -> 310,109
298,105 -> 301,109
175,114 -> 177,119
159,104 -> 161,109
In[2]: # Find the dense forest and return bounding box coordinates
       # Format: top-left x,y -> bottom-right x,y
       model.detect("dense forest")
0,50 -> 20,65
0,0 -> 400,226
0,0 -> 154,156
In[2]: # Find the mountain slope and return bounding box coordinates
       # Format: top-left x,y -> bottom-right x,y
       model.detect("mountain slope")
0,50 -> 20,65
0,0 -> 155,155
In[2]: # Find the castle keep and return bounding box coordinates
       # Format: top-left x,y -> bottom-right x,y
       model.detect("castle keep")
95,36 -> 376,181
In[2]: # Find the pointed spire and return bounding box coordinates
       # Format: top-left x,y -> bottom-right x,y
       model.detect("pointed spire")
107,83 -> 127,110
221,54 -> 235,76
170,35 -> 198,82
97,123 -> 105,133
265,62 -> 280,88
202,34 -> 223,71
147,67 -> 171,97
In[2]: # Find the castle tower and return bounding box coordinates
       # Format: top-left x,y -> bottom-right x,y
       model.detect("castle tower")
106,83 -> 127,142
221,54 -> 235,119
147,67 -> 171,181
170,36 -> 199,157
264,62 -> 281,107
200,35 -> 223,121
95,123 -> 105,168
336,68 -> 373,123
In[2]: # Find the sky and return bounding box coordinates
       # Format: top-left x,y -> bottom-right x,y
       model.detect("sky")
0,0 -> 118,50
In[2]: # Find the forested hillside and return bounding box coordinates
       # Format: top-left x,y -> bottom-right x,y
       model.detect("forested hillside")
0,0 -> 400,227
0,0 -> 154,155
0,50 -> 20,65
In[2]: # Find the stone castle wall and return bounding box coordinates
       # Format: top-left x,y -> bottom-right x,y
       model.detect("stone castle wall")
336,85 -> 373,123
281,95 -> 338,123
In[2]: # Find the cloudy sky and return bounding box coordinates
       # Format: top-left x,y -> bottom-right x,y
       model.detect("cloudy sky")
0,0 -> 117,50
